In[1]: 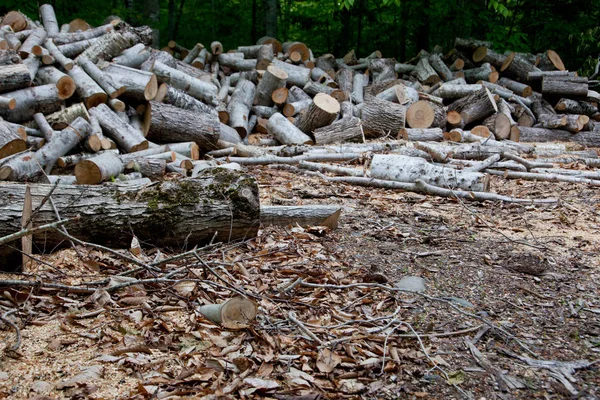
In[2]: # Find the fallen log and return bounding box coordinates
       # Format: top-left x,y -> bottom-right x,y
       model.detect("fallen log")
361,98 -> 406,138
313,117 -> 363,145
267,112 -> 313,145
295,93 -> 340,135
0,63 -> 32,93
260,205 -> 342,229
0,172 -> 260,265
89,103 -> 148,152
369,154 -> 489,191
0,84 -> 65,123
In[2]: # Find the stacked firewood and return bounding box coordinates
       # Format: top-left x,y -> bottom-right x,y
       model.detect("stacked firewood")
1,5 -> 600,198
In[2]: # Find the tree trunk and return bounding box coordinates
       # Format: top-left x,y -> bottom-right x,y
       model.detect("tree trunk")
428,53 -> 453,81
67,65 -> 108,108
482,113 -> 511,140
555,98 -> 599,118
497,77 -> 532,98
271,59 -> 310,87
283,99 -> 312,117
541,77 -> 588,97
57,38 -> 100,58
464,62 -> 497,84
75,151 -> 124,184
500,52 -> 540,83
0,173 -> 260,265
412,57 -> 440,85
78,32 -> 131,63
39,4 -> 60,38
398,127 -> 444,142
512,126 -> 600,147
369,58 -> 396,83
77,56 -> 125,98
265,0 -> 278,38
370,154 -> 489,192
472,47 -> 506,69
147,101 -> 220,150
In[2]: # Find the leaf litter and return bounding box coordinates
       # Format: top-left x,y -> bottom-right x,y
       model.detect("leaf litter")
0,167 -> 598,399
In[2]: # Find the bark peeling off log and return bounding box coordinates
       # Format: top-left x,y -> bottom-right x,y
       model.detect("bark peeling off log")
0,172 -> 260,264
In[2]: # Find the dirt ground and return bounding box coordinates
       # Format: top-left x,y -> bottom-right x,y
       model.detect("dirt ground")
0,165 -> 599,399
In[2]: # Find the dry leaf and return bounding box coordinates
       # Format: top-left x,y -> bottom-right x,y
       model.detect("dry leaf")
173,281 -> 196,297
316,349 -> 341,373
31,380 -> 52,393
0,372 -> 7,381
243,377 -> 280,390
338,379 -> 366,394
55,365 -> 103,389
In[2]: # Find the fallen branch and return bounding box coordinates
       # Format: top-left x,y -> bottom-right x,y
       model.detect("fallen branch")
0,310 -> 21,351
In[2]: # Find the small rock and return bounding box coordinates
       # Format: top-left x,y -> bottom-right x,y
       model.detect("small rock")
0,371 -> 7,381
395,276 -> 425,292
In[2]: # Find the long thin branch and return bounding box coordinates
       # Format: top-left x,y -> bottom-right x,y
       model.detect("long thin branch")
0,310 -> 21,351
0,218 -> 76,246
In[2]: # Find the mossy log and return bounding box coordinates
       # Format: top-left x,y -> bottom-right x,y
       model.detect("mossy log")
0,172 -> 260,267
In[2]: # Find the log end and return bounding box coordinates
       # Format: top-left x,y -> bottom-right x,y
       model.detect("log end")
130,141 -> 149,153
547,49 -> 566,71
84,93 -> 108,108
74,160 -> 103,184
472,46 -> 488,63
406,100 -> 435,129
144,74 -> 158,101
57,76 -> 76,99
0,139 -> 27,160
500,52 -> 515,72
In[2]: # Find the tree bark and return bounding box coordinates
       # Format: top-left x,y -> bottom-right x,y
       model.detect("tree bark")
254,65 -> 287,106
500,52 -> 540,83
271,59 -> 310,87
261,205 -> 341,229
151,60 -> 218,106
447,88 -> 497,126
147,101 -> 220,150
57,38 -> 100,58
412,58 -> 440,85
155,83 -> 217,117
39,4 -> 59,38
100,62 -> 158,101
512,126 -> 600,147
398,127 -> 444,142
482,113 -> 511,140
227,79 -> 256,139
35,66 -> 76,99
0,173 -> 260,264
0,120 -> 26,159
18,28 -> 47,59
541,77 -> 588,97
75,151 -> 124,184
428,53 -> 453,81
52,24 -> 114,45
78,31 -> 131,63
43,102 -> 90,130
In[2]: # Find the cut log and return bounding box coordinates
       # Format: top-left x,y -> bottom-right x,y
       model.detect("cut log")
261,205 -> 341,229
257,36 -> 282,54
412,58 -> 440,85
75,151 -> 124,184
398,127 -> 444,142
182,42 -> 204,64
89,103 -> 148,152
541,77 -> 588,97
252,105 -> 277,119
254,65 -> 287,107
267,112 -> 313,145
35,116 -> 92,172
57,38 -> 100,58
198,296 -> 257,329
32,112 -> 54,141
44,102 -> 89,129
555,98 -> 600,118
191,48 -> 209,69
482,113 -> 511,140
283,99 -> 312,117
0,63 -> 32,95
0,96 -> 16,110
287,85 -> 312,103
127,158 -> 166,179
454,38 -> 493,54
147,101 -> 219,150
57,149 -> 119,168
512,126 -> 600,147
68,65 -> 108,108
78,31 -> 131,63
227,79 -> 255,139
68,18 -> 92,32
282,41 -> 310,61
0,84 -> 64,123
447,88 -> 497,126
108,98 -> 126,112
295,93 -> 340,135
370,154 -> 489,191
77,56 -> 125,98
100,62 -> 158,101
52,23 -> 114,45
501,52 -> 540,82
151,60 -> 218,106
0,173 -> 260,264
370,58 -> 396,83
464,62 -> 497,83
113,44 -> 150,68
271,59 -> 310,87
536,114 -> 589,133
428,53 -> 453,81
361,98 -> 406,138
155,83 -> 217,117
0,119 -> 26,158
0,11 -> 31,32
472,47 -> 506,69
39,4 -> 59,38
18,28 -> 47,58
406,100 -> 441,129
218,53 -> 257,71
303,80 -> 343,98
351,73 -> 368,104
536,50 -> 565,71
209,40 -> 223,56
34,66 -> 76,99
435,83 -> 482,100
0,49 -> 21,65
313,117 -> 363,145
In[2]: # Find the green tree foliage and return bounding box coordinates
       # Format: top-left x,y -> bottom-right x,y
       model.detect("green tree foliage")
1,0 -> 598,73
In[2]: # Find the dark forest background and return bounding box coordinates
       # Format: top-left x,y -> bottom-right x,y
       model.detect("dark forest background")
2,0 -> 599,74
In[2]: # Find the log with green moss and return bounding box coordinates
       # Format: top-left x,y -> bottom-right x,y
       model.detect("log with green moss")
0,171 -> 260,268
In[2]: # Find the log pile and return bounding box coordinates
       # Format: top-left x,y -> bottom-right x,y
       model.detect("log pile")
2,5 -> 600,261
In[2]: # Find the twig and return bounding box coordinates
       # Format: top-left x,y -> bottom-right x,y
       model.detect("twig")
0,310 -> 21,351
0,218 -> 76,246
288,311 -> 323,344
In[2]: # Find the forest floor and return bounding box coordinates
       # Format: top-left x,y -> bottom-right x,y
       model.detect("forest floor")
0,165 -> 599,399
